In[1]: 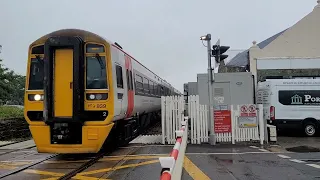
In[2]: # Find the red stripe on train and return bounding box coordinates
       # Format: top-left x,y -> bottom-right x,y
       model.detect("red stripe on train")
125,55 -> 134,118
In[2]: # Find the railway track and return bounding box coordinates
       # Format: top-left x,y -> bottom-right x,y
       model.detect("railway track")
0,120 -> 162,179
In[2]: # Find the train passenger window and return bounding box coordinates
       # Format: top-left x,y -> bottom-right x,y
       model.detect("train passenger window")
116,65 -> 123,88
28,58 -> 44,90
144,78 -> 149,94
86,56 -> 108,89
126,70 -> 133,90
129,70 -> 133,90
150,81 -> 154,95
135,74 -> 143,92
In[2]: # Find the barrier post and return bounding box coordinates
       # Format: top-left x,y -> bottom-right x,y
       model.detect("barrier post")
159,117 -> 188,180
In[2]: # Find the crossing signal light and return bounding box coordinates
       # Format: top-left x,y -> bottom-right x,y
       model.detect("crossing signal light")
212,45 -> 230,63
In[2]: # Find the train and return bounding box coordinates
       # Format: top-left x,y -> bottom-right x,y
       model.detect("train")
24,29 -> 181,154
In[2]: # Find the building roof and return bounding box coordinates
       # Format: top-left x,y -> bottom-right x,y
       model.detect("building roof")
226,28 -> 288,67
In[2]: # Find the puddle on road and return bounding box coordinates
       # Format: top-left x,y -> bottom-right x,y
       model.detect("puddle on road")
286,146 -> 320,153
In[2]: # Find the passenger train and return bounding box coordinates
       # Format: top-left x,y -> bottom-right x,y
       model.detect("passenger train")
24,29 -> 181,153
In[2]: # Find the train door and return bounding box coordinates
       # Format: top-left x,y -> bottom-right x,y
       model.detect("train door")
125,55 -> 134,118
115,63 -> 125,117
54,49 -> 73,117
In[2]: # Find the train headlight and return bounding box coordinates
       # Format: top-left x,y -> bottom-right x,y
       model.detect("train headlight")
89,94 -> 95,100
28,94 -> 44,101
86,93 -> 108,100
34,94 -> 41,101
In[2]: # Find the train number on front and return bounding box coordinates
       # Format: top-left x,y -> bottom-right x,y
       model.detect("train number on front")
97,104 -> 106,108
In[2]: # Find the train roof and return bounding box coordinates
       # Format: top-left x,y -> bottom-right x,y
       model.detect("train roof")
30,29 -> 180,93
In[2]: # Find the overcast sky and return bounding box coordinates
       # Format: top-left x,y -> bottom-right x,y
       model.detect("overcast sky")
0,0 -> 317,92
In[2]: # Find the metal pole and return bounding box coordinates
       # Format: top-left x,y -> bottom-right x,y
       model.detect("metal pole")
205,34 -> 216,145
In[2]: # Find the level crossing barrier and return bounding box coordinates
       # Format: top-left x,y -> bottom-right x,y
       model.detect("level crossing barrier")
159,117 -> 188,180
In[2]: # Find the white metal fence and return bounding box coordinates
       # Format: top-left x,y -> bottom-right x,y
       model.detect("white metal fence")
161,95 -> 265,145
161,96 -> 185,144
188,95 -> 208,144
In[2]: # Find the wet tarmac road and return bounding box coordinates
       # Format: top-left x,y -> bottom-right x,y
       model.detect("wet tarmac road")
2,140 -> 320,179
181,144 -> 320,180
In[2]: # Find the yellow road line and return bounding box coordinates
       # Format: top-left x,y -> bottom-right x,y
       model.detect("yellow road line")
0,164 -> 16,169
44,155 -> 168,164
24,169 -> 110,180
183,156 -> 211,180
24,169 -> 64,176
78,159 -> 159,176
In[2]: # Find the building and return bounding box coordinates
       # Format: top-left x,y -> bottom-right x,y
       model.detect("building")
226,1 -> 320,84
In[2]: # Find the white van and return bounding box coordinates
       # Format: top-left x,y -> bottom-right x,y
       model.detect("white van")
257,79 -> 320,136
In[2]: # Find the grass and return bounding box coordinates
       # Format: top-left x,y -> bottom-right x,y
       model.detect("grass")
0,106 -> 24,120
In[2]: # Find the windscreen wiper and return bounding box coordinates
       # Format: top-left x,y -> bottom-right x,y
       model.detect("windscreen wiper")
35,55 -> 44,66
95,54 -> 105,70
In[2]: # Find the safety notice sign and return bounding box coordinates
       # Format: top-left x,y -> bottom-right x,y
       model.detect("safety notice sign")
240,104 -> 256,117
214,109 -> 231,133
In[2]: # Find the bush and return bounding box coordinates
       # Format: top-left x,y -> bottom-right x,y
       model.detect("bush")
0,105 -> 24,120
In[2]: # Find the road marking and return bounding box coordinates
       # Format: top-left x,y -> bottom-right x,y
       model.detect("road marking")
259,149 -> 269,152
250,146 -> 259,149
278,155 -> 291,159
78,159 -> 159,176
120,145 -> 174,148
186,151 -> 290,155
183,156 -> 210,180
306,164 -> 320,169
289,159 -> 306,163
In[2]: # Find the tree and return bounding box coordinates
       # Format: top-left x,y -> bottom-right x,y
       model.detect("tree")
0,59 -> 26,105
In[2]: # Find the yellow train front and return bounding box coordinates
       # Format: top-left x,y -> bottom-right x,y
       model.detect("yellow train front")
24,29 -> 119,154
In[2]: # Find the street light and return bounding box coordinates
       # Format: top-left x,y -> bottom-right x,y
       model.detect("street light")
200,34 -> 216,145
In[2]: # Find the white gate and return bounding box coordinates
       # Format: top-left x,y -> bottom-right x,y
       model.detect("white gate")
186,95 -> 265,144
188,95 -> 209,144
161,95 -> 265,145
161,96 -> 185,144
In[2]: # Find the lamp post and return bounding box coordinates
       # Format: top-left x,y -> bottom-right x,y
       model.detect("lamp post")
200,34 -> 216,145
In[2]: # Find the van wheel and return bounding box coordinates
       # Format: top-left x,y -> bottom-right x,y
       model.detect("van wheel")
304,122 -> 316,137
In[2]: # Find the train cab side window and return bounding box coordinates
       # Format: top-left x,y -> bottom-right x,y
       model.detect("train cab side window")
116,65 -> 123,88
28,58 -> 44,90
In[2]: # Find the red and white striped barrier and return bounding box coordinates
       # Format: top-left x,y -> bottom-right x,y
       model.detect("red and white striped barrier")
159,117 -> 188,180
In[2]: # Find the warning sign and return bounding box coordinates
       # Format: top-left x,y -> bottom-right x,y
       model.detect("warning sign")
240,104 -> 256,117
214,109 -> 231,133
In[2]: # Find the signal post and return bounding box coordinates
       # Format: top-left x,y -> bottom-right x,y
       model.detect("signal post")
200,34 -> 229,145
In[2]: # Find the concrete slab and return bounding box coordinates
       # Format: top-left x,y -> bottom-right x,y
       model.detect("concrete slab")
0,140 -> 35,150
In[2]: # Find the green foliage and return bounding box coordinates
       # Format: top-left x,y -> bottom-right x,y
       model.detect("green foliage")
0,59 -> 26,105
0,106 -> 24,120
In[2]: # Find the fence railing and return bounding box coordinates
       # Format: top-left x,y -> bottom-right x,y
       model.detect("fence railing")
188,95 -> 208,144
161,95 -> 266,145
161,96 -> 184,144
159,117 -> 188,180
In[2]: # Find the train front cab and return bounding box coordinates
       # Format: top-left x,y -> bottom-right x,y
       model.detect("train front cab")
24,36 -> 115,153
